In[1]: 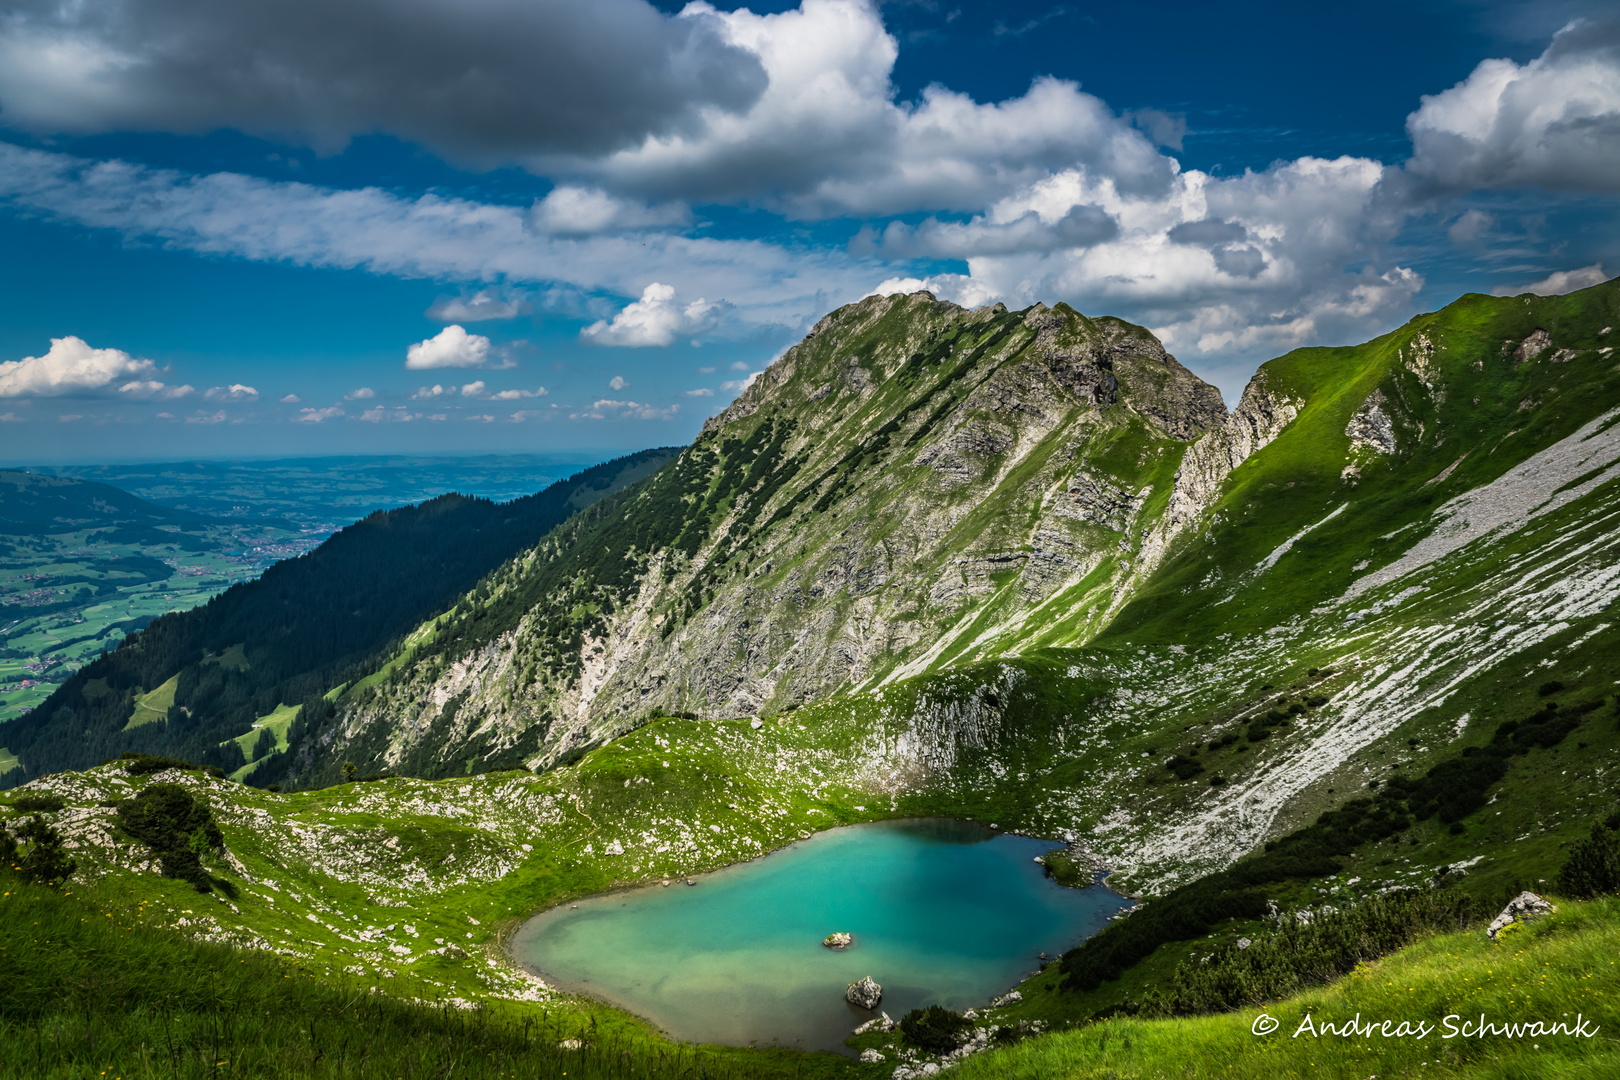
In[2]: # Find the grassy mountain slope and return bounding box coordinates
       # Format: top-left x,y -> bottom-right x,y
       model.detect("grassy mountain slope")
0,449 -> 674,785
954,895 -> 1620,1080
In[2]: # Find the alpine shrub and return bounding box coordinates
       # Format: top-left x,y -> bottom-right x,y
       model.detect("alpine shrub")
1144,888 -> 1478,1017
116,783 -> 225,892
10,793 -> 65,813
1556,812 -> 1620,899
1165,755 -> 1204,781
5,814 -> 77,886
899,1006 -> 971,1053
119,752 -> 197,776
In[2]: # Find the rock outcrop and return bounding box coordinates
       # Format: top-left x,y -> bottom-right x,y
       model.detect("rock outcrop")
1487,891 -> 1557,939
823,932 -> 852,948
1137,368 -> 1303,576
847,975 -> 883,1009
1345,389 -> 1397,454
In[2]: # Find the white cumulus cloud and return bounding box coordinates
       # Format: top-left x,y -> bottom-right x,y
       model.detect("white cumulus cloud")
1406,16 -> 1620,192
118,379 -> 194,399
293,406 -> 344,423
205,383 -> 259,401
406,325 -> 491,369
0,336 -> 157,397
581,283 -> 723,346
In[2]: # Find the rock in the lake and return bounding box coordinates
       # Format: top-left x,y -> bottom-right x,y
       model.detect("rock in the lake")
823,932 -> 853,948
860,1049 -> 886,1063
1487,891 -> 1557,939
847,975 -> 882,1010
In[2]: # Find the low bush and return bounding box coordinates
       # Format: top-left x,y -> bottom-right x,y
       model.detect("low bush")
9,793 -> 64,813
115,783 -> 226,892
1557,811 -> 1620,899
1,814 -> 77,886
1164,755 -> 1204,781
900,1005 -> 972,1054
117,752 -> 223,778
1143,887 -> 1478,1016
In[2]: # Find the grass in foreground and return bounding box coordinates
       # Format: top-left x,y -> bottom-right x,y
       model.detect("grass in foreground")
0,871 -> 866,1079
954,895 -> 1620,1079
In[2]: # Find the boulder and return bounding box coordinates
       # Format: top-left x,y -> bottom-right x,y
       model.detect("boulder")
847,975 -> 882,1010
823,932 -> 853,948
1487,891 -> 1557,939
853,1012 -> 894,1035
860,1049 -> 886,1063
989,991 -> 1022,1007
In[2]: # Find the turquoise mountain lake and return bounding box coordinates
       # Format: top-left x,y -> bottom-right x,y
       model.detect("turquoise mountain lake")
509,819 -> 1130,1054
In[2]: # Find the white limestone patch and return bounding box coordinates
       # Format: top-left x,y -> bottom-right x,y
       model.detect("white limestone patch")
1340,407 -> 1620,604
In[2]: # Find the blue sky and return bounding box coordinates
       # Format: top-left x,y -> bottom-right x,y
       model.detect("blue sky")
0,0 -> 1615,462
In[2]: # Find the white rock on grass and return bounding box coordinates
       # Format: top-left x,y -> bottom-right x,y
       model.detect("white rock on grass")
1487,891 -> 1557,939
860,1049 -> 886,1063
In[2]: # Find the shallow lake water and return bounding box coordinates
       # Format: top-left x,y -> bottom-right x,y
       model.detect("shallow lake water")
509,819 -> 1130,1054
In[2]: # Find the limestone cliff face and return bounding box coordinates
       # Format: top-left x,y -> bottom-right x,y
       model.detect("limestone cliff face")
330,293 -> 1265,773
1137,370 -> 1304,574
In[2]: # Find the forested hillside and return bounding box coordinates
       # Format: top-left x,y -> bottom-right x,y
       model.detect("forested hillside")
0,470 -> 215,538
0,448 -> 674,784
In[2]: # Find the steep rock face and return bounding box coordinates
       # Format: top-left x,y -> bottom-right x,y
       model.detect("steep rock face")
327,293 -> 1234,774
1136,369 -> 1304,575
1345,389 -> 1397,454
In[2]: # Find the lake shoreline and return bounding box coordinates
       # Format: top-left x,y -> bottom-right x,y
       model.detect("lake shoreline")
506,817 -> 1131,1055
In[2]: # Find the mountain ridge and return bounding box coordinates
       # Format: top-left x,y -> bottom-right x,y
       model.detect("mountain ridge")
302,292 -> 1252,782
